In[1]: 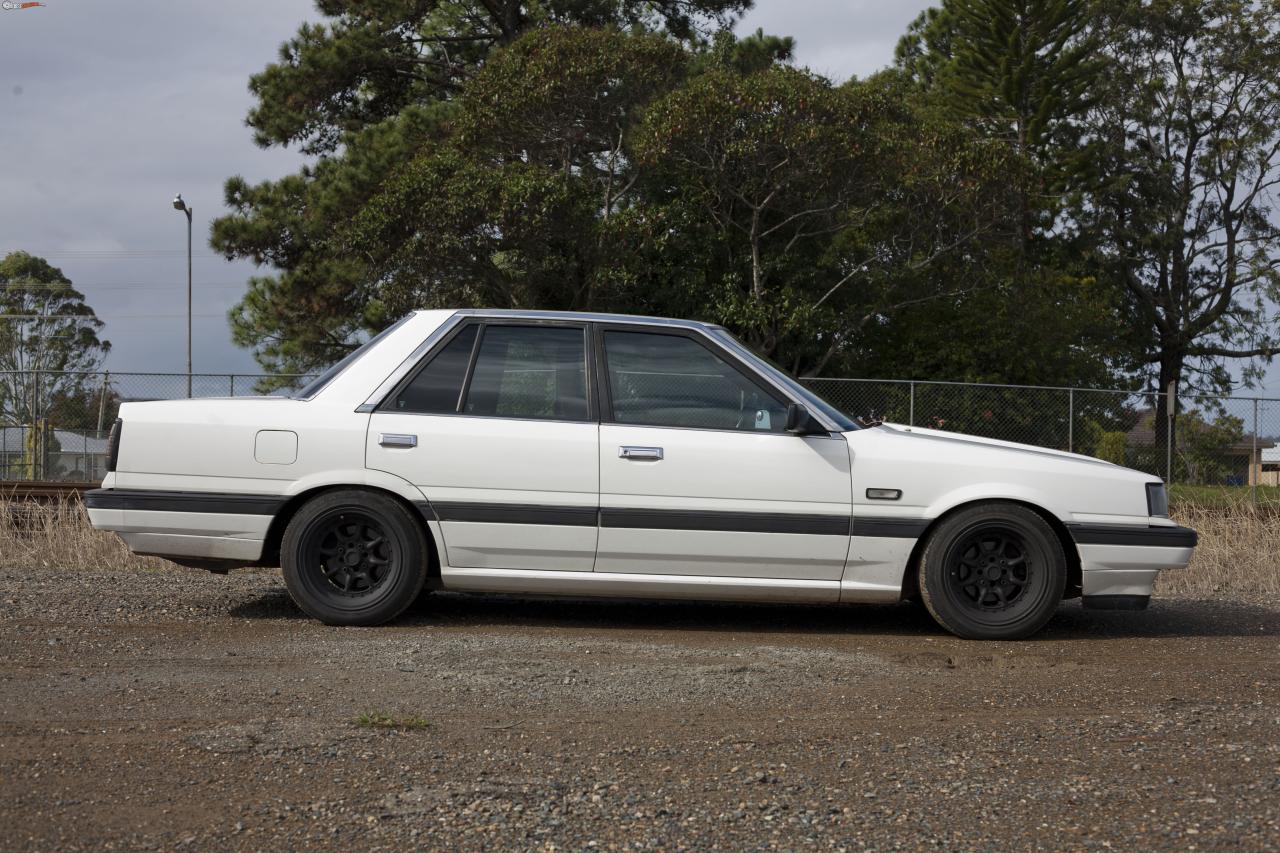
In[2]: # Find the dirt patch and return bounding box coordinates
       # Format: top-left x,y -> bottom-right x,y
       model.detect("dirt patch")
2,566 -> 1278,849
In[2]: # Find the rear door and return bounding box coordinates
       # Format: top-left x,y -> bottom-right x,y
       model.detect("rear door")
366,320 -> 599,571
594,326 -> 853,581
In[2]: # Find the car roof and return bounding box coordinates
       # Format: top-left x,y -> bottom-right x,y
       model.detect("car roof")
442,308 -> 724,332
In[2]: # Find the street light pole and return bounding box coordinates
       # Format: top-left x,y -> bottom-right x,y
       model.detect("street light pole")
172,194 -> 193,397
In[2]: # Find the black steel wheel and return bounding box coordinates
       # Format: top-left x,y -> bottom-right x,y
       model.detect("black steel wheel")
918,503 -> 1066,640
308,513 -> 395,596
282,489 -> 428,626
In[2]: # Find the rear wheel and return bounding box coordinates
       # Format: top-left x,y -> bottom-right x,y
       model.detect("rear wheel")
918,503 -> 1066,640
281,489 -> 427,626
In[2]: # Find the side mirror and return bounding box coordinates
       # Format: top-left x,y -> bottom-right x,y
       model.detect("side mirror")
785,403 -> 827,436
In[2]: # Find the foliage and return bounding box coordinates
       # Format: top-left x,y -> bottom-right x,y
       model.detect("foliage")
888,0 -> 1130,389
213,1 -> 747,377
215,0 -> 1280,406
0,252 -> 111,479
1094,429 -> 1128,465
348,26 -> 687,317
1176,410 -> 1248,485
0,252 -> 110,425
1084,0 -> 1280,402
624,68 -> 1026,375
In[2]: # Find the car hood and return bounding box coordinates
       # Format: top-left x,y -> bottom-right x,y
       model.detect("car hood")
865,422 -> 1116,469
841,421 -> 1158,520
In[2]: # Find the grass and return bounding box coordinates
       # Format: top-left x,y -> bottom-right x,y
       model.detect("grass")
353,711 -> 431,731
0,492 -> 1274,603
0,495 -> 172,572
1170,483 -> 1280,510
1158,500 -> 1280,600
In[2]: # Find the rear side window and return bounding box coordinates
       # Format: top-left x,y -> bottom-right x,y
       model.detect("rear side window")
463,326 -> 588,421
390,324 -> 478,413
603,330 -> 788,431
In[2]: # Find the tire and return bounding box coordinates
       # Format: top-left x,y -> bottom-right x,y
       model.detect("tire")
918,503 -> 1067,640
281,489 -> 428,626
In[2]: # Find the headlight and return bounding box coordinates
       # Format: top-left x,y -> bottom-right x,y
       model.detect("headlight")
1145,482 -> 1169,517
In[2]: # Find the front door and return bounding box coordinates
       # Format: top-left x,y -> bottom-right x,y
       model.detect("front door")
366,321 -> 599,571
594,327 -> 853,580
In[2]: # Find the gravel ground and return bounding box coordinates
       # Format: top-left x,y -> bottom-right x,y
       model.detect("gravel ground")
2,566 -> 1278,851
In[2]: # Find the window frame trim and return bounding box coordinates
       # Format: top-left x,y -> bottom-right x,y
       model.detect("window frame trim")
374,317 -> 598,423
593,322 -> 811,436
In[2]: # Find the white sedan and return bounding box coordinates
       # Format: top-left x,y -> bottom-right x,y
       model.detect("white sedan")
86,309 -> 1196,639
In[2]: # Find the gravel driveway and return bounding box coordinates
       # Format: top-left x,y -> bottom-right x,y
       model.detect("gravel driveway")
2,566 -> 1278,850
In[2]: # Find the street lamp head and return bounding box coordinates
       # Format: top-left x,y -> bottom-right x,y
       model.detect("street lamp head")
172,193 -> 188,212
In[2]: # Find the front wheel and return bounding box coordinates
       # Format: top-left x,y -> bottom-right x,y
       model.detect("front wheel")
918,503 -> 1067,640
281,489 -> 428,626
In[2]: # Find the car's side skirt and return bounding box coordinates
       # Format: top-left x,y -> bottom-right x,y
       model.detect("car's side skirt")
439,566 -> 842,603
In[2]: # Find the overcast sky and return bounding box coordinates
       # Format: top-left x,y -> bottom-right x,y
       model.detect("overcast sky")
0,0 -> 931,378
1,1 -> 1274,396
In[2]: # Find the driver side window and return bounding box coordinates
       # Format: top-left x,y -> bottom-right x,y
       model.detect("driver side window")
603,330 -> 788,432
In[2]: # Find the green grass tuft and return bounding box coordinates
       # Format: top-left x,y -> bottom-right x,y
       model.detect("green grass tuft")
353,711 -> 431,731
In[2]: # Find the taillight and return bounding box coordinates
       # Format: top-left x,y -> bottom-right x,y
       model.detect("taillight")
106,418 -> 122,472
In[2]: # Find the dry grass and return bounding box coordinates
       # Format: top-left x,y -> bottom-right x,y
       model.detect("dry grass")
0,496 -> 170,572
1158,502 -> 1280,600
0,495 -> 1276,602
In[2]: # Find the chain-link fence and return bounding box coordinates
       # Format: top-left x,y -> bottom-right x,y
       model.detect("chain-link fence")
3,370 -> 1278,498
804,378 -> 1280,499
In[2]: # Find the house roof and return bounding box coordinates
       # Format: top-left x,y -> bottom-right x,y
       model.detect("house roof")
0,426 -> 109,454
1125,409 -> 1274,453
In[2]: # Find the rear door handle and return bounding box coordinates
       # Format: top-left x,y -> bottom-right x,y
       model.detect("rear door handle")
379,433 -> 418,448
619,446 -> 663,461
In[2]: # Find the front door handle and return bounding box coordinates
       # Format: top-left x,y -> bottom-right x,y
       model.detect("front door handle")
379,433 -> 418,448
619,446 -> 663,461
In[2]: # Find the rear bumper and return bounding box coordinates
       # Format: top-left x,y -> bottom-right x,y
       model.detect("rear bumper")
85,488 -> 274,562
1068,524 -> 1196,602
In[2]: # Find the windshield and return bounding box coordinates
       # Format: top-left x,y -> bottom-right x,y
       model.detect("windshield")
294,315 -> 412,400
709,328 -> 858,431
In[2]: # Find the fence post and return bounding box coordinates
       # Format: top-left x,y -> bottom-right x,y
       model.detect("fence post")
230,374 -> 236,396
909,381 -> 915,426
1067,388 -> 1074,453
96,371 -> 109,433
1165,382 -> 1176,485
1252,397 -> 1259,505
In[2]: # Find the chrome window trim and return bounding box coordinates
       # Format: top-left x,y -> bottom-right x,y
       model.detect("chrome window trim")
453,308 -> 712,330
356,309 -> 847,434
595,321 -> 846,435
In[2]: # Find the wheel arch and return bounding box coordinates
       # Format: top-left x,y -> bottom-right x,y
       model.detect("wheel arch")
900,497 -> 1082,602
259,482 -> 440,579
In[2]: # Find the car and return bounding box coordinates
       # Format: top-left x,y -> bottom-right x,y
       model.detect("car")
85,308 -> 1197,639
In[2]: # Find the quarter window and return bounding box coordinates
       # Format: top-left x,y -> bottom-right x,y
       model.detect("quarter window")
390,324 -> 478,414
603,330 -> 788,431
463,326 -> 589,421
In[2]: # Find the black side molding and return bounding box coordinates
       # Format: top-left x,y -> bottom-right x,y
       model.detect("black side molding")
600,508 -> 851,536
1082,594 -> 1151,611
850,518 -> 930,539
1068,524 -> 1198,548
434,502 -> 599,527
84,489 -> 284,516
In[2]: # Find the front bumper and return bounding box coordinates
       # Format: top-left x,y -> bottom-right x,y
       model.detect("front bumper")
1068,523 -> 1197,607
